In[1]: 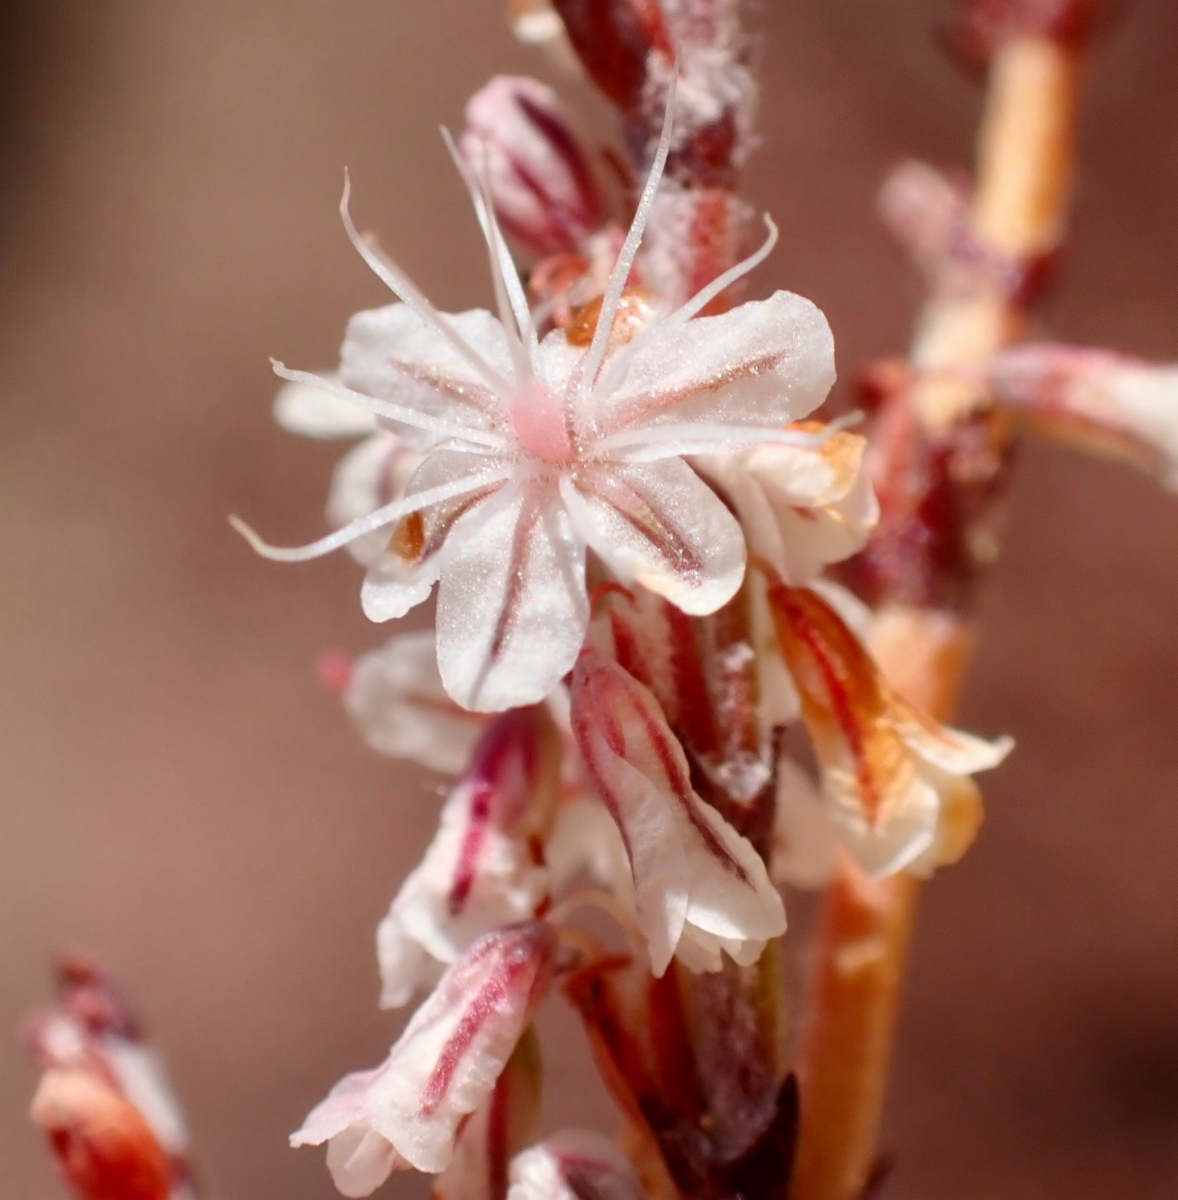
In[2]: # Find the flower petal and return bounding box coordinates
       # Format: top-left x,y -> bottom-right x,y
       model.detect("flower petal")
889,695 -> 1013,775
588,291 -> 835,441
437,481 -> 588,712
571,649 -> 785,976
345,630 -> 485,774
771,758 -> 839,890
562,459 -> 745,616
273,373 -> 379,439
341,305 -> 514,449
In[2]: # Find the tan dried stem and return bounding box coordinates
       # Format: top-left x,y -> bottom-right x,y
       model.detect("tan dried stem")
792,34 -> 1084,1200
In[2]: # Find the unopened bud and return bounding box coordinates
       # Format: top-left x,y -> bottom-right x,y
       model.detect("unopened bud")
461,76 -> 603,257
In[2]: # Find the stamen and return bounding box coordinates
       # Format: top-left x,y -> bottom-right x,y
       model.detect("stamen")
593,216 -> 781,402
577,59 -> 681,399
339,172 -> 516,399
271,362 -> 510,451
229,467 -> 512,563
441,128 -> 540,365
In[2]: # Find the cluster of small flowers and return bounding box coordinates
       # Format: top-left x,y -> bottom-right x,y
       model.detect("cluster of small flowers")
242,63 -> 1015,1198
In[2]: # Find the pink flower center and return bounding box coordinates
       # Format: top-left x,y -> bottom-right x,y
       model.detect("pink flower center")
508,385 -> 575,464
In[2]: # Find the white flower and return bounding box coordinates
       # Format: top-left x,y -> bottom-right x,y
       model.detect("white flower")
377,706 -> 560,1009
507,1130 -> 644,1200
570,646 -> 786,975
344,630 -> 485,775
765,580 -> 1011,878
292,923 -> 558,1183
694,426 -> 879,585
234,90 -> 836,712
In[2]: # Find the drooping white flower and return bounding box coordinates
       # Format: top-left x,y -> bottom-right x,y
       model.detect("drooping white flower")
765,579 -> 1011,878
570,646 -> 786,975
344,630 -> 486,775
378,706 -> 561,1009
990,342 -> 1178,490
507,1129 -> 644,1200
234,88 -> 836,713
292,923 -> 558,1184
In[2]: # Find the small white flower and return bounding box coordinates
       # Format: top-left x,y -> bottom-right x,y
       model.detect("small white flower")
766,580 -> 1011,878
376,706 -> 560,1009
507,1129 -> 644,1200
570,646 -> 785,975
292,923 -> 558,1183
234,88 -> 836,712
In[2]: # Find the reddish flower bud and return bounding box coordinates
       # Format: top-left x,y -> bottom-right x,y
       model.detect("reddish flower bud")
549,0 -> 672,112
31,1069 -> 172,1200
461,76 -> 603,258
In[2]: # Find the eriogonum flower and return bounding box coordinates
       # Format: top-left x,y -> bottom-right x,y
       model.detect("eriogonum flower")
234,90 -> 836,712
377,707 -> 561,1008
292,923 -> 558,1184
570,646 -> 785,974
990,342 -> 1178,490
507,1129 -> 644,1200
460,76 -> 603,258
766,580 -> 1012,877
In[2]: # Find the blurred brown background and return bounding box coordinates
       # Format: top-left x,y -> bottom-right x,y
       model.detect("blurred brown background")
1,2 -> 1176,1197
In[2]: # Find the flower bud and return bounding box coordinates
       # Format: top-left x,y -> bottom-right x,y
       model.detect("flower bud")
460,76 -> 603,258
293,923 -> 559,1185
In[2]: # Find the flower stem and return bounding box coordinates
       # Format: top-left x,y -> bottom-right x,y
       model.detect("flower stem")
791,33 -> 1085,1200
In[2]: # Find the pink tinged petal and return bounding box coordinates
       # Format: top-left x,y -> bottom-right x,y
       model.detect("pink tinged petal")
345,630 -> 485,775
771,758 -> 839,891
545,798 -> 634,907
436,481 -> 589,713
507,1129 -> 644,1200
991,343 -> 1178,489
340,304 -> 514,449
377,888 -> 444,1010
570,649 -> 785,977
326,432 -> 424,565
587,291 -> 836,442
364,923 -> 558,1174
562,460 -> 745,616
291,1070 -> 409,1198
273,373 -> 378,439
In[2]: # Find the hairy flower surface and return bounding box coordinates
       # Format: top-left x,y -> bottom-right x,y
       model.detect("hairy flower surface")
507,1129 -> 644,1200
235,92 -> 836,712
766,581 -> 1011,877
377,707 -> 560,1008
293,923 -> 557,1183
571,646 -> 785,974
